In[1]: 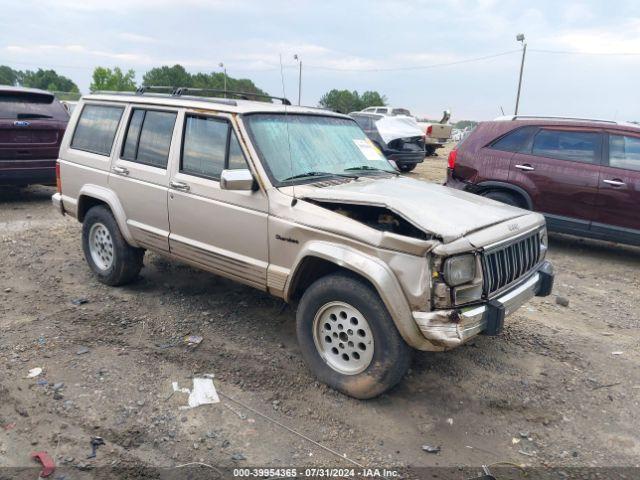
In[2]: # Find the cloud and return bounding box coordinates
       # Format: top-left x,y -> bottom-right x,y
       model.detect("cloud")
118,33 -> 157,44
542,19 -> 640,53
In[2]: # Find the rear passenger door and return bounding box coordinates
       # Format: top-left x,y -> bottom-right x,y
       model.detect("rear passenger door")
592,132 -> 640,244
509,127 -> 602,235
167,112 -> 269,289
109,106 -> 179,252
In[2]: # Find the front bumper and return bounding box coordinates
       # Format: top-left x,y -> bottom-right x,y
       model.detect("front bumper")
413,261 -> 554,349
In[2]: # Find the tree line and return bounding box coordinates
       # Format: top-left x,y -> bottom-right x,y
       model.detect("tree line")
1,64 -> 389,112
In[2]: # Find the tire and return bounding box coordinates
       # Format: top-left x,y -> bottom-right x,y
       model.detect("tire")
82,205 -> 144,286
483,190 -> 523,208
296,272 -> 411,399
425,145 -> 437,156
397,163 -> 417,172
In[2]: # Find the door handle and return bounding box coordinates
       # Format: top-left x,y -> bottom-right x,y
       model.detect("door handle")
170,180 -> 190,191
603,179 -> 625,187
112,166 -> 129,175
515,164 -> 535,171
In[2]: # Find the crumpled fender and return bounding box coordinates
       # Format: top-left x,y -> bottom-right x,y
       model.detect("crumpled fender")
285,240 -> 438,350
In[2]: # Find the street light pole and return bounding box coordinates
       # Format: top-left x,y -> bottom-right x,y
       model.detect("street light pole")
219,62 -> 227,97
294,54 -> 302,105
514,33 -> 527,115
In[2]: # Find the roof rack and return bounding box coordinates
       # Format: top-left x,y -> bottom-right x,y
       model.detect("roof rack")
134,85 -> 291,105
496,114 -> 618,124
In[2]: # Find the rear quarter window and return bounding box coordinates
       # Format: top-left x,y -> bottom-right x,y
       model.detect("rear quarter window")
489,126 -> 537,152
71,104 -> 124,156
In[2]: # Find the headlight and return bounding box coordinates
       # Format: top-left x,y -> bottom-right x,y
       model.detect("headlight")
443,254 -> 477,286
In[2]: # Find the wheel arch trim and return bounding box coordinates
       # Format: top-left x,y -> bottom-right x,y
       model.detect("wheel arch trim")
77,185 -> 138,246
475,181 -> 533,210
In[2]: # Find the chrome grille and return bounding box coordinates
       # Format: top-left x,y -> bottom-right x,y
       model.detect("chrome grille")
482,232 -> 541,297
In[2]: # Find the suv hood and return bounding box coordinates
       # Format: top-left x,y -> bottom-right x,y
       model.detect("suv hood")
297,176 -> 530,243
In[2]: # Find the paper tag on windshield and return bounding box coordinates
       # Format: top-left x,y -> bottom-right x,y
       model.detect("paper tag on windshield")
353,139 -> 383,161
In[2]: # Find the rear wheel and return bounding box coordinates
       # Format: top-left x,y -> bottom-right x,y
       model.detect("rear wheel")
296,272 -> 411,399
483,190 -> 524,208
397,163 -> 417,172
82,205 -> 144,286
425,145 -> 437,156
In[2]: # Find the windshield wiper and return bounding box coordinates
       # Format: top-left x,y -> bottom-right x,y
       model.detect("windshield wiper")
344,165 -> 397,174
282,171 -> 358,181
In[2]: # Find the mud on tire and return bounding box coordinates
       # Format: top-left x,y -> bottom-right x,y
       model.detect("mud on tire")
82,205 -> 144,286
296,272 -> 411,399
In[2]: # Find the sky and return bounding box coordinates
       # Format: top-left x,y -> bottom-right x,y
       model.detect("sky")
1,0 -> 639,121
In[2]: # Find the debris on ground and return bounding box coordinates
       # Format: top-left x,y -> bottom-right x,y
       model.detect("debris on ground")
555,296 -> 569,307
231,452 -> 246,461
31,451 -> 56,478
87,436 -> 105,459
71,298 -> 89,305
421,445 -> 441,454
172,376 -> 220,409
27,367 -> 43,378
611,351 -> 624,356
184,334 -> 203,348
76,346 -> 90,355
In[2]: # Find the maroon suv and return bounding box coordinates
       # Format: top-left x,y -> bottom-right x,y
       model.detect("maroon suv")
446,116 -> 640,246
0,86 -> 69,186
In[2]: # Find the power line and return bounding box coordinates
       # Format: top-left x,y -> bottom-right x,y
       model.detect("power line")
303,49 -> 522,72
529,48 -> 640,56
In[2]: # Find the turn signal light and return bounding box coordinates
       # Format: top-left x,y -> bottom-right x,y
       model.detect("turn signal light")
55,161 -> 61,193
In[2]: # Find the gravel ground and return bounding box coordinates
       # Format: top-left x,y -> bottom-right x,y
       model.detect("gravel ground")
1,151 -> 639,478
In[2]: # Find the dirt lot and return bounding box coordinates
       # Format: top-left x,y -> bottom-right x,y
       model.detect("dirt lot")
1,150 -> 639,478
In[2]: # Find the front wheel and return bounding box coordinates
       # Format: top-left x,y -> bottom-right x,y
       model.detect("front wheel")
397,163 -> 417,172
296,272 -> 411,399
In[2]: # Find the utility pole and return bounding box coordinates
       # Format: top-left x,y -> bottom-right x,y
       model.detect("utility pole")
219,62 -> 227,97
514,33 -> 527,115
294,54 -> 302,105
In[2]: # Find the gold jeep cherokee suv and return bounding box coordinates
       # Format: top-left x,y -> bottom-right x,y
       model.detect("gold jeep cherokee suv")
52,87 -> 554,399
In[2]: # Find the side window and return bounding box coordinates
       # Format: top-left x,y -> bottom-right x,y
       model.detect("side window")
352,115 -> 371,130
121,109 -> 177,168
532,129 -> 602,164
181,115 -> 248,179
609,134 -> 640,172
71,104 -> 124,156
375,108 -> 387,114
490,126 -> 536,153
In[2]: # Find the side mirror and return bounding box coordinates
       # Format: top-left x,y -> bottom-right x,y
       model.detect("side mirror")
220,169 -> 256,191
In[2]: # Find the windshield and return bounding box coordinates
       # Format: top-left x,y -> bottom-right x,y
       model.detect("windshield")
244,113 -> 395,185
0,92 -> 69,121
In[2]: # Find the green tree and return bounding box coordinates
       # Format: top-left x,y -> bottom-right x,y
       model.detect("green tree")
318,89 -> 387,113
19,69 -> 79,92
454,120 -> 478,129
0,65 -> 20,86
90,67 -> 137,92
142,64 -> 191,88
141,64 -> 267,98
360,90 -> 387,108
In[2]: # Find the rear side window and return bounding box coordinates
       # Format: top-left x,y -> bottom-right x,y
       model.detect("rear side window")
532,129 -> 602,164
181,115 -> 247,179
490,126 -> 536,152
71,104 -> 124,156
0,91 -> 69,121
121,109 -> 177,168
609,134 -> 640,171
